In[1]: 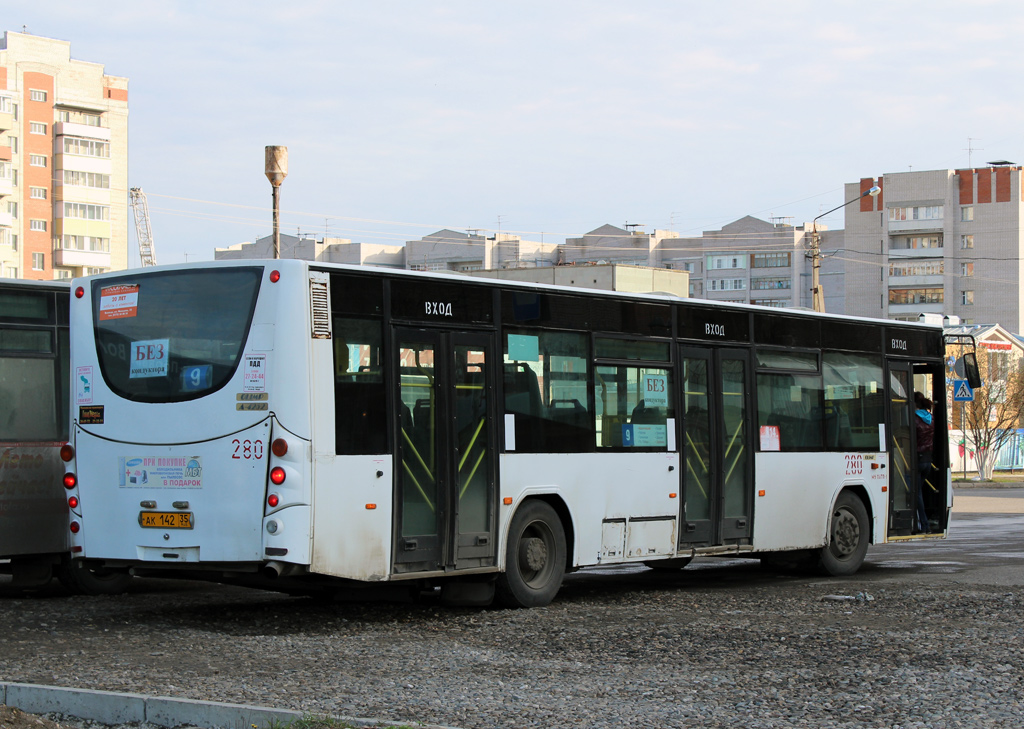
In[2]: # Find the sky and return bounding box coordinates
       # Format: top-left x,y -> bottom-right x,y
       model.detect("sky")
7,1 -> 1024,266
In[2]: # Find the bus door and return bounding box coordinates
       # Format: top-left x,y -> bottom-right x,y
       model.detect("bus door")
393,327 -> 498,574
887,362 -> 916,534
678,346 -> 754,547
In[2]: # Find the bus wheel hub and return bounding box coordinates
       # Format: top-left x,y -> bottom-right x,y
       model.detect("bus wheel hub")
520,537 -> 548,571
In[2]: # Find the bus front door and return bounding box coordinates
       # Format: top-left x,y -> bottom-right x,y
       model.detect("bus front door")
678,347 -> 754,548
393,328 -> 498,575
887,362 -> 917,535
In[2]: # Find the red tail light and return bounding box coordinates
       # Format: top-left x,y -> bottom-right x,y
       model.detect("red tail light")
68,496 -> 79,509
271,438 -> 288,457
69,521 -> 80,534
267,493 -> 280,508
270,467 -> 286,485
63,473 -> 77,489
270,270 -> 281,283
75,286 -> 84,298
60,444 -> 75,462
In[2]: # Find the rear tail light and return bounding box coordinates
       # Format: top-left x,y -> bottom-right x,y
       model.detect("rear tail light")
60,444 -> 74,462
69,521 -> 80,534
63,473 -> 77,489
270,467 -> 286,485
270,270 -> 281,283
75,286 -> 84,299
271,438 -> 288,457
68,496 -> 79,509
267,493 -> 280,508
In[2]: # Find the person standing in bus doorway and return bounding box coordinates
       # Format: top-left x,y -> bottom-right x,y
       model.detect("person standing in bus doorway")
914,392 -> 934,533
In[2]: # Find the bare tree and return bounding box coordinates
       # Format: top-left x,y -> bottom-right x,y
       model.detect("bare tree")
959,347 -> 1024,479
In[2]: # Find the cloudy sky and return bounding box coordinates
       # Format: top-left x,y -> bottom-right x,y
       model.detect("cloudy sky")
7,1 -> 1024,265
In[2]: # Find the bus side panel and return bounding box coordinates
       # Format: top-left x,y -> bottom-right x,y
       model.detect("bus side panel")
499,452 -> 680,569
0,444 -> 68,557
752,451 -> 889,551
310,455 -> 393,581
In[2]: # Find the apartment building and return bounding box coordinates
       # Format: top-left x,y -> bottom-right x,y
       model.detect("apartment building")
843,167 -> 1024,330
0,31 -> 129,280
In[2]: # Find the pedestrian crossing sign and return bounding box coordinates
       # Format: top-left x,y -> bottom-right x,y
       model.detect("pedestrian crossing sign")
953,380 -> 974,402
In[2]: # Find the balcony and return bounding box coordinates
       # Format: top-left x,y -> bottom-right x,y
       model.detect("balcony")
0,210 -> 12,227
54,121 -> 111,141
889,302 -> 944,316
888,219 -> 945,234
53,247 -> 111,268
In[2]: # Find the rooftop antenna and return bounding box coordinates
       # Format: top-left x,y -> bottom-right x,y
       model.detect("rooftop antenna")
964,138 -> 982,168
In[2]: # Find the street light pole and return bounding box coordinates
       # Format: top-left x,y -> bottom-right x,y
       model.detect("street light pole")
809,184 -> 881,312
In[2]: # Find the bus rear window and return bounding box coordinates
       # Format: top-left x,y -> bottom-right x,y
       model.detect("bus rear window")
92,268 -> 262,403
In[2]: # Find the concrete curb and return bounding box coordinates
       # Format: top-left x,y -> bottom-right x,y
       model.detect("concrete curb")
1,681 -> 446,729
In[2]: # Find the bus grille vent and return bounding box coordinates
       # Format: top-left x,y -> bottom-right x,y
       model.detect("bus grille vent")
309,279 -> 332,339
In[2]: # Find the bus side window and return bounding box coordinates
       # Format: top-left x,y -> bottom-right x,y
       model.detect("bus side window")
333,317 -> 388,455
822,352 -> 884,451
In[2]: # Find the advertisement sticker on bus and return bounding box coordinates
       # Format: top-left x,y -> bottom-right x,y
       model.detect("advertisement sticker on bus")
129,339 -> 169,379
98,284 -> 140,321
76,366 -> 93,405
243,354 -> 267,392
118,456 -> 203,488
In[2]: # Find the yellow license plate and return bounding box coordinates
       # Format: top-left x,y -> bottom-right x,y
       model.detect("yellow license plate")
139,511 -> 193,529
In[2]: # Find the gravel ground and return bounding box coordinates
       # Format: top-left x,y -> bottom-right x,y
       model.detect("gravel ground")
1,554 -> 1022,729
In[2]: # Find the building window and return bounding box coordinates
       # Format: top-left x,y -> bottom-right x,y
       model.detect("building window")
7,201 -> 17,218
29,186 -> 47,200
961,291 -> 974,305
689,281 -> 703,297
31,252 -> 44,270
751,276 -> 792,290
53,269 -> 72,280
751,252 -> 791,268
63,137 -> 110,158
961,206 -> 974,222
29,122 -> 46,135
11,234 -> 17,251
63,170 -> 110,189
29,89 -> 47,102
888,205 -> 943,221
961,234 -> 974,249
709,278 -> 747,292
889,261 -> 944,277
29,219 -> 47,232
708,254 -> 747,271
29,154 -> 46,167
7,136 -> 16,153
889,288 -> 943,305
961,263 -> 974,277
61,235 -> 109,252
750,299 -> 788,308
85,267 -> 107,275
889,235 -> 942,250
0,96 -> 10,113
63,202 -> 110,221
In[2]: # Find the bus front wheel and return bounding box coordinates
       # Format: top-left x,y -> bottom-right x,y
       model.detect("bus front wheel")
819,492 -> 869,576
497,500 -> 566,608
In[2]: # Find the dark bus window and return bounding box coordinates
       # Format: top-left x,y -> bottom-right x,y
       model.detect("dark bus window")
596,365 -> 674,450
823,352 -> 885,450
333,317 -> 387,455
595,337 -> 670,362
756,372 -> 823,451
504,329 -> 591,453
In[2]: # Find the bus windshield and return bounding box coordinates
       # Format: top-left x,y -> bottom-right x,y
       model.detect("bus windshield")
91,267 -> 262,403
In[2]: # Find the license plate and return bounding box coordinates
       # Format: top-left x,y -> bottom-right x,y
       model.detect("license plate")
139,511 -> 193,529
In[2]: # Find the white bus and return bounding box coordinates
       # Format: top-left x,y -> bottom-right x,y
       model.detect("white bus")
63,260 -> 967,606
0,279 -> 127,593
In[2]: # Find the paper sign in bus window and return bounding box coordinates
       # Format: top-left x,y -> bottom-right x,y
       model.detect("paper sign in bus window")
643,374 -> 669,407
99,284 -> 140,321
508,334 -> 539,362
129,339 -> 169,379
243,354 -> 267,392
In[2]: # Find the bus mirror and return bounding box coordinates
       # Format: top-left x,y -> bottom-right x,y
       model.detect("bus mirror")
962,352 -> 982,389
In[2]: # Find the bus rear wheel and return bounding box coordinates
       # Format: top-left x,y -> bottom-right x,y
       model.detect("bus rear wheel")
57,559 -> 131,595
497,500 -> 566,608
818,492 -> 869,576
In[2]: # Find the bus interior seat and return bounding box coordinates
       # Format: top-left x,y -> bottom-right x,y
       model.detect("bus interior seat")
630,399 -> 666,425
504,363 -> 542,416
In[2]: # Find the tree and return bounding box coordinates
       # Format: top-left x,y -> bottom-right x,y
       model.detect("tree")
958,345 -> 1024,480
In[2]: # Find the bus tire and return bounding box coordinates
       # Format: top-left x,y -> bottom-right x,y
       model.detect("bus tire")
57,560 -> 131,596
496,500 -> 566,608
818,491 -> 869,576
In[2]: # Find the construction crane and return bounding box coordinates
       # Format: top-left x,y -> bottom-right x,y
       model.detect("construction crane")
129,187 -> 157,267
